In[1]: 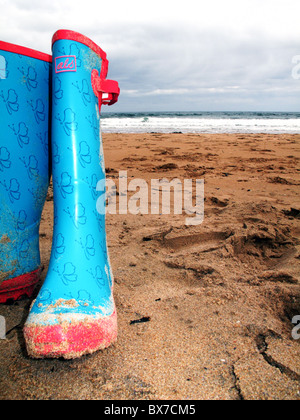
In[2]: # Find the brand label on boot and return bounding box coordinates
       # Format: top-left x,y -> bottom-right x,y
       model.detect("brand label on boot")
55,55 -> 77,73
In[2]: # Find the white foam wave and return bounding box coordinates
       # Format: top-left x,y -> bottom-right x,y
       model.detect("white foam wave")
101,116 -> 300,134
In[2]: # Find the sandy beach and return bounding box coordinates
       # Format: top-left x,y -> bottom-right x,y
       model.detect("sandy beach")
0,132 -> 299,400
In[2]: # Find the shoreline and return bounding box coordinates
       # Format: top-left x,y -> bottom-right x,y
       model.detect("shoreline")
100,111 -> 300,135
0,132 -> 299,400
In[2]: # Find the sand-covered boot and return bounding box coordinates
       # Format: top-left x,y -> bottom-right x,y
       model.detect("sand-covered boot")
24,30 -> 120,359
0,41 -> 51,303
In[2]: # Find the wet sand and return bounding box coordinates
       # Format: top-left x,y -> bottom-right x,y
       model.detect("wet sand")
0,133 -> 300,400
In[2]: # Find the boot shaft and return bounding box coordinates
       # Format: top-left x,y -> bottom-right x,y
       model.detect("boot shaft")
0,41 -> 51,302
38,30 -> 117,312
51,31 -> 107,239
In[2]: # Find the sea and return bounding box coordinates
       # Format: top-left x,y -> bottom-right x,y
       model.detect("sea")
100,111 -> 300,134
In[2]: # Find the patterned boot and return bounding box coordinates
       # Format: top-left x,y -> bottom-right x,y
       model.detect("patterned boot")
0,41 -> 51,303
24,30 -> 120,359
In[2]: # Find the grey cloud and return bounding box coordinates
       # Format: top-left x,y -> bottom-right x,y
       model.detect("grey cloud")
9,0 -> 67,12
100,23 -> 300,111
2,1 -> 299,112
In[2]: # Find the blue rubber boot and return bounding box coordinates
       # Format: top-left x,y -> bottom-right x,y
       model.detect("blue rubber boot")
0,41 -> 51,303
24,30 -> 120,359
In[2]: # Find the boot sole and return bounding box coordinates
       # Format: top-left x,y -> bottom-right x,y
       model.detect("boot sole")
23,309 -> 117,359
0,267 -> 42,303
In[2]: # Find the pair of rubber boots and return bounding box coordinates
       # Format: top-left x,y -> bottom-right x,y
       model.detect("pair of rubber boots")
0,30 -> 120,359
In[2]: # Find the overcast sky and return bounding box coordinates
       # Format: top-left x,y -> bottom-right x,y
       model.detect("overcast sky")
1,0 -> 300,112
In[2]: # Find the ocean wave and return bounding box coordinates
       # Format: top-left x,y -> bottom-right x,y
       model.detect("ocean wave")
100,112 -> 300,134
